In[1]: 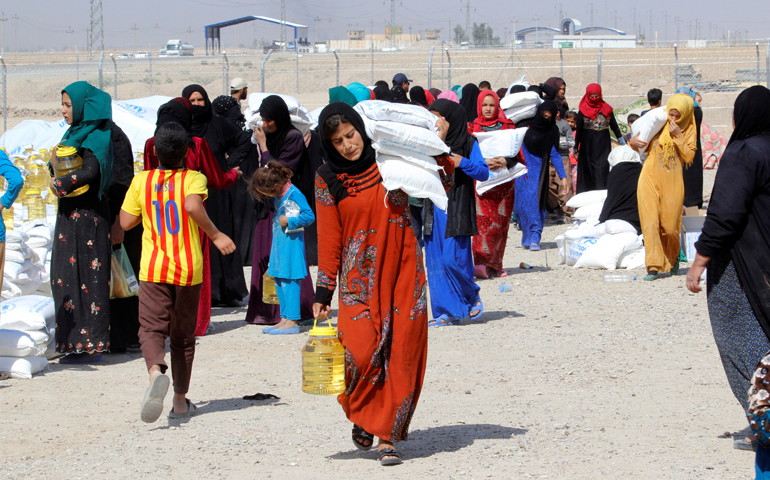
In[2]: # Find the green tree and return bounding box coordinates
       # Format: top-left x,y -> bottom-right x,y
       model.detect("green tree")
473,22 -> 501,46
453,25 -> 468,44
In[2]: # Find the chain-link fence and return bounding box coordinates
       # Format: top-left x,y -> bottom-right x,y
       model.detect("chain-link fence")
1,42 -> 768,135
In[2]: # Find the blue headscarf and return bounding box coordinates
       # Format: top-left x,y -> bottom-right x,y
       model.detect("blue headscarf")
346,82 -> 372,103
676,87 -> 699,107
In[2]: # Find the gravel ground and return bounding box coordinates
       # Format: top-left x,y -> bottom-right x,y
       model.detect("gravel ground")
0,182 -> 754,479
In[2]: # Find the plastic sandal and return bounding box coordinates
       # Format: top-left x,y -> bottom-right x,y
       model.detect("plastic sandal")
529,243 -> 541,251
428,315 -> 459,327
168,399 -> 198,419
474,265 -> 489,279
378,447 -> 403,466
469,300 -> 484,321
352,424 -> 374,451
268,326 -> 300,335
496,270 -> 508,278
262,326 -> 278,334
643,271 -> 659,281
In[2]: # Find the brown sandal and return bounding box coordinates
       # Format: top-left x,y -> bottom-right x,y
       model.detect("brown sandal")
352,424 -> 374,451
378,447 -> 403,466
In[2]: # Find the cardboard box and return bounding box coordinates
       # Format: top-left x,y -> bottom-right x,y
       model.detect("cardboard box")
681,215 -> 706,262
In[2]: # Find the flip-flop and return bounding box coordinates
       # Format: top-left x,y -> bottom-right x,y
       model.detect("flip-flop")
496,270 -> 508,278
474,265 -> 489,279
529,243 -> 541,251
469,300 -> 484,321
268,326 -> 300,335
140,374 -> 170,423
168,399 -> 198,419
428,315 -> 459,327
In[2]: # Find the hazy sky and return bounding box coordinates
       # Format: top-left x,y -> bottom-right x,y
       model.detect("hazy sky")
3,0 -> 769,51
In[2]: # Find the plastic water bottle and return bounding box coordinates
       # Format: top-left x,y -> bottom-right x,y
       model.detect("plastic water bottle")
603,272 -> 636,283
301,316 -> 345,396
499,283 -> 513,292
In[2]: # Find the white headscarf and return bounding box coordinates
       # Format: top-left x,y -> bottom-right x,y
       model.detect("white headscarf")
608,145 -> 641,168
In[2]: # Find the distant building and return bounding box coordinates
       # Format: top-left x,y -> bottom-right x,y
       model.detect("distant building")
424,29 -> 441,40
347,30 -> 366,40
385,26 -> 403,36
552,35 -> 638,49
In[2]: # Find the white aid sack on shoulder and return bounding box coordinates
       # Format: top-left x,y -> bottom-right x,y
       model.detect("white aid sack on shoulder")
574,232 -> 642,270
372,145 -> 442,172
504,103 -> 539,124
566,237 -> 599,266
475,127 -> 528,158
364,119 -> 450,157
631,108 -> 668,153
0,356 -> 48,379
499,91 -> 541,111
0,329 -> 48,357
376,155 -> 448,211
290,108 -> 314,135
247,92 -> 301,114
605,219 -> 638,235
355,101 -> 439,131
618,246 -> 646,270
0,295 -> 55,331
477,163 -> 528,195
573,202 -> 605,221
566,190 -> 607,209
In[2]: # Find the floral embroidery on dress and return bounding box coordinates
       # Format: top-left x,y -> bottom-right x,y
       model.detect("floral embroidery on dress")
90,258 -> 101,270
350,309 -> 371,321
409,281 -> 427,321
390,390 -> 417,442
315,174 -> 335,206
69,256 -> 76,265
387,189 -> 408,208
748,352 -> 770,447
316,269 -> 336,290
90,302 -> 100,315
70,175 -> 78,185
58,233 -> 66,242
388,208 -> 411,228
70,211 -> 80,221
343,348 -> 361,396
86,240 -> 93,249
64,299 -> 74,312
340,229 -> 377,306
81,284 -> 88,293
370,308 -> 393,385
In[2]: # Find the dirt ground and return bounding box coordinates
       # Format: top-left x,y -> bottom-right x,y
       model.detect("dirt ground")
0,176 -> 756,479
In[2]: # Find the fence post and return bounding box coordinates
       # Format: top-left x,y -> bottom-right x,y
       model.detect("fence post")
0,56 -> 6,134
597,43 -> 603,84
222,51 -> 229,96
371,41 -> 374,85
428,46 -> 435,90
110,54 -> 117,100
559,47 -> 563,79
674,44 -> 679,91
333,50 -> 339,86
757,42 -> 761,85
148,49 -> 152,96
75,47 -> 79,81
445,48 -> 451,88
98,50 -> 104,90
296,41 -> 300,94
260,49 -> 273,92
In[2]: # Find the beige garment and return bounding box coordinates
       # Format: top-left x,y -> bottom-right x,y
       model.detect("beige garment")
547,155 -> 575,216
637,128 -> 696,273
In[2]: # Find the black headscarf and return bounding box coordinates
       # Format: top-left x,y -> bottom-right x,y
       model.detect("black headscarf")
318,102 -> 377,177
390,85 -> 409,104
524,100 -> 560,158
181,84 -> 213,137
374,85 -> 394,102
524,101 -> 561,211
155,97 -> 193,145
509,85 -> 526,94
409,86 -> 429,107
258,95 -> 298,158
730,85 -> 770,143
429,99 -> 476,158
212,95 -> 246,130
459,83 -> 481,123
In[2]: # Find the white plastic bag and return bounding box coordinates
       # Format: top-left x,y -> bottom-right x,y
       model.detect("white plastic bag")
0,295 -> 55,331
364,119 -> 450,157
0,355 -> 48,379
475,127 -> 528,158
355,100 -> 439,131
376,154 -> 448,210
4,260 -> 32,279
631,108 -> 668,153
566,190 -> 608,209
574,232 -> 642,270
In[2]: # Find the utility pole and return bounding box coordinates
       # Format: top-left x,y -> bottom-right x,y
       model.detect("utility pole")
132,24 -> 138,53
675,16 -> 680,43
589,3 -> 594,27
465,0 -> 471,46
66,26 -> 74,51
187,27 -> 193,45
280,0 -> 286,50
0,13 -> 6,56
390,0 -> 396,48
632,8 -> 636,36
314,17 -> 321,45
89,0 -> 104,60
327,18 -> 332,43
648,11 -> 653,41
11,14 -> 17,53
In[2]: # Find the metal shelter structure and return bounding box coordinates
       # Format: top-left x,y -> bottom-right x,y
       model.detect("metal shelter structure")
204,16 -> 309,55
514,18 -> 626,43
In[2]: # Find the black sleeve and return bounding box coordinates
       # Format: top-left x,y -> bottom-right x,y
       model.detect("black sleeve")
574,113 -> 584,151
504,156 -> 519,169
107,124 -> 135,223
220,117 -> 253,169
609,113 -> 622,140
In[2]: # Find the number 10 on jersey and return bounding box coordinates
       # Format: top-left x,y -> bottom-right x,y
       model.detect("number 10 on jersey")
152,200 -> 180,236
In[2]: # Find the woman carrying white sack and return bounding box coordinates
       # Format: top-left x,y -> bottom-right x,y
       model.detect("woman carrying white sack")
598,146 -> 643,235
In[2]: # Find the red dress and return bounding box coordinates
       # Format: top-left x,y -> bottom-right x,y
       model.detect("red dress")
315,164 -> 428,442
144,136 -> 238,336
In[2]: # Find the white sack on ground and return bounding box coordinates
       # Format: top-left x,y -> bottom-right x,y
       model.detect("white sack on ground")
618,246 -> 647,270
566,190 -> 608,209
573,203 -> 605,221
0,329 -> 48,357
605,219 -> 638,235
0,295 -> 55,331
566,237 -> 599,266
574,232 -> 643,270
0,356 -> 48,379
376,154 -> 448,210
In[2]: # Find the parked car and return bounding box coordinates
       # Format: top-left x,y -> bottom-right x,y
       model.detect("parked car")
116,52 -> 134,59
135,51 -> 150,58
263,43 -> 281,54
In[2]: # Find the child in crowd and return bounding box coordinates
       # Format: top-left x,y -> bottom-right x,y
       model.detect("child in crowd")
120,122 -> 236,423
249,161 -> 315,335
565,111 -> 579,193
622,114 -> 640,143
0,150 -> 23,307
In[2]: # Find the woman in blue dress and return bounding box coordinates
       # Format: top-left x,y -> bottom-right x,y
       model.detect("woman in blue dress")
514,101 -> 570,251
424,99 -> 489,326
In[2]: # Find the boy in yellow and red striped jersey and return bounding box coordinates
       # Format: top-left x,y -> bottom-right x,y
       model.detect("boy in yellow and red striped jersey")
120,122 -> 235,423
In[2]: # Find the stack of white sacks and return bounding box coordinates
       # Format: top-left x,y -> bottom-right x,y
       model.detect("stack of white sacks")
2,221 -> 54,300
353,100 -> 450,210
244,92 -> 315,135
0,295 -> 55,378
556,147 -> 646,271
500,76 -> 542,123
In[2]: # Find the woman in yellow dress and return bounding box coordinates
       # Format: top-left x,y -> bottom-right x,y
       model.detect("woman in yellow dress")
631,94 -> 696,281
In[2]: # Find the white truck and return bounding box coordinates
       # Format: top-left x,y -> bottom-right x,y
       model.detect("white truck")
159,39 -> 194,57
